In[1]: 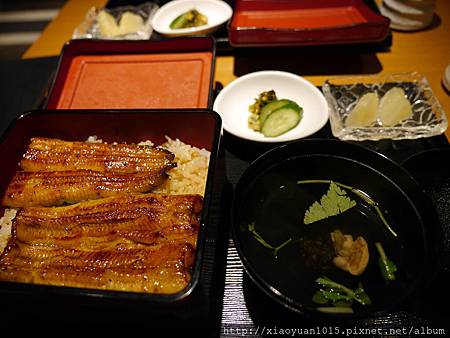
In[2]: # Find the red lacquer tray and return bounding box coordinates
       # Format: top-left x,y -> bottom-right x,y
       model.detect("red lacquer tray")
228,0 -> 390,47
45,37 -> 216,109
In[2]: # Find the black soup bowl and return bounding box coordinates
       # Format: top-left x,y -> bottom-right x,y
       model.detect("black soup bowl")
231,139 -> 440,319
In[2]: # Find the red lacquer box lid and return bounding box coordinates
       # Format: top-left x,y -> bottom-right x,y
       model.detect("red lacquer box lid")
228,0 -> 390,47
45,37 -> 216,109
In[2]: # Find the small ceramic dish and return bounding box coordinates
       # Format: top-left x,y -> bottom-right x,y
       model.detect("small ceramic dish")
152,0 -> 233,37
323,72 -> 448,141
213,71 -> 329,143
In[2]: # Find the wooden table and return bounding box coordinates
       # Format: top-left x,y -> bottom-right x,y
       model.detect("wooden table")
23,0 -> 450,140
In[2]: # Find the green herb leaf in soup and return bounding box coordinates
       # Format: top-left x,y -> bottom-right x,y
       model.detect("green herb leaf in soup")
247,222 -> 292,257
312,277 -> 371,313
376,242 -> 397,282
297,179 -> 397,237
302,182 -> 356,224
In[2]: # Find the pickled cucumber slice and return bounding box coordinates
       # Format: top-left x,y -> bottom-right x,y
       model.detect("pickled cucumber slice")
378,87 -> 413,126
170,9 -> 207,29
170,12 -> 189,29
259,99 -> 292,125
345,92 -> 379,127
261,104 -> 303,137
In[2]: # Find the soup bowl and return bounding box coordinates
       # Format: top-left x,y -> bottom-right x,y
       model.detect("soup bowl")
231,139 -> 440,319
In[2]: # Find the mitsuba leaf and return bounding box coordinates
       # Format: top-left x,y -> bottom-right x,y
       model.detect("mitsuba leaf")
354,284 -> 372,306
312,291 -> 328,305
304,182 -> 356,224
376,242 -> 397,282
247,222 -> 292,257
380,259 -> 397,280
321,289 -> 352,303
312,277 -> 371,308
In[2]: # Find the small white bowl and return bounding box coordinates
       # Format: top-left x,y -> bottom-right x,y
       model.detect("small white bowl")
213,71 -> 329,142
152,0 -> 233,37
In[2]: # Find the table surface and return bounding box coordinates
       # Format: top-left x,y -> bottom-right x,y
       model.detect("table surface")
22,0 -> 450,140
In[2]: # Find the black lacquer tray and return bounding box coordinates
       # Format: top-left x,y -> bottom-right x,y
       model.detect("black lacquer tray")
220,123 -> 450,337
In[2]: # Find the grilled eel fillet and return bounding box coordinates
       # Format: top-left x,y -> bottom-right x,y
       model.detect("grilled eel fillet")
0,193 -> 203,294
2,137 -> 176,207
20,137 -> 175,173
2,170 -> 168,207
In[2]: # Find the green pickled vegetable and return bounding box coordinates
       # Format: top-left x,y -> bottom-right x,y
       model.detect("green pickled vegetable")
248,90 -> 278,116
259,99 -> 292,125
170,9 -> 208,29
248,90 -> 278,131
261,102 -> 302,137
247,90 -> 303,137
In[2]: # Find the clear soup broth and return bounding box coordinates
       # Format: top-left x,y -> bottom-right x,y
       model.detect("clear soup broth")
236,155 -> 425,316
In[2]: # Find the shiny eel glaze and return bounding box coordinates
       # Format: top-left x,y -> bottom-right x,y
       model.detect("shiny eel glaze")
0,193 -> 203,294
2,169 -> 168,207
2,137 -> 176,207
20,137 -> 175,173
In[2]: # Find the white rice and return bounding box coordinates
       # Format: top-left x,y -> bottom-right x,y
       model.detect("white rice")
86,135 -> 104,143
86,136 -> 209,195
152,136 -> 210,196
0,209 -> 17,253
92,135 -> 210,195
137,140 -> 154,147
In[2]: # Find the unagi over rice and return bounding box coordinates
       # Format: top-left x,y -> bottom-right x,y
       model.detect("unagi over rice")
2,170 -> 170,208
2,137 -> 176,208
20,137 -> 175,173
0,193 -> 202,293
0,136 -> 211,294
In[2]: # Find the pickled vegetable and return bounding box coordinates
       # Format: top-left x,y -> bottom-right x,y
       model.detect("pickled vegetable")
117,12 -> 144,35
248,90 -> 277,116
98,11 -> 120,37
378,87 -> 412,126
345,92 -> 379,127
97,10 -> 143,37
248,90 -> 278,132
247,90 -> 303,136
170,9 -> 208,29
261,103 -> 302,137
259,99 -> 292,125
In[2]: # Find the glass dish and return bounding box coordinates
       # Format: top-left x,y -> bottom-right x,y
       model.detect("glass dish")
72,2 -> 159,40
322,72 -> 448,141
